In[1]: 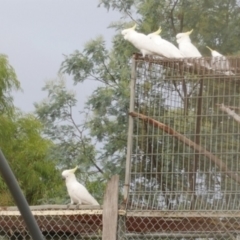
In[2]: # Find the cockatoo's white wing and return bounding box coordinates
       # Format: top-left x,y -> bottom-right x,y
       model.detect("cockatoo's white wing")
211,55 -> 228,70
176,29 -> 202,57
179,41 -> 202,57
181,42 -> 210,69
122,25 -> 155,57
146,36 -> 180,58
149,36 -> 162,45
148,28 -> 183,58
122,25 -> 177,58
206,46 -> 233,75
67,180 -> 99,205
176,29 -> 210,69
126,31 -> 157,57
155,38 -> 183,58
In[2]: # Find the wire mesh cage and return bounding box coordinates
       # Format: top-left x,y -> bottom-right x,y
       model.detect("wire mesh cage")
1,55 -> 240,240
122,54 -> 240,239
0,206 -> 102,239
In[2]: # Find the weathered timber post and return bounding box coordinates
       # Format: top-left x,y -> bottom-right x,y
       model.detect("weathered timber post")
123,54 -> 136,203
102,174 -> 119,240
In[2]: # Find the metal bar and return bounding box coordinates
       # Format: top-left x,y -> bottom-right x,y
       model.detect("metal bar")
191,78 -> 203,209
125,210 -> 240,217
0,150 -> 44,240
1,204 -> 102,211
125,232 -> 231,238
123,54 -> 137,203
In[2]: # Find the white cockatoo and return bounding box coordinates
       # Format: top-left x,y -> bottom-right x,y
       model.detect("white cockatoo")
62,166 -> 99,206
176,29 -> 202,57
122,24 -> 179,58
206,46 -> 233,74
147,27 -> 183,58
121,24 -> 156,57
176,29 -> 210,69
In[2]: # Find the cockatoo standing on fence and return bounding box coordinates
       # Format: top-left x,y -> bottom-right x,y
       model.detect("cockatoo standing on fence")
121,24 -> 156,57
147,27 -> 183,58
176,29 -> 210,69
122,24 -> 179,58
176,29 -> 202,57
206,46 -> 233,75
62,166 -> 99,206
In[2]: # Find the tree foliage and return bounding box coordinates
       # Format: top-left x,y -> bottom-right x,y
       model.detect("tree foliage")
0,54 -> 20,115
0,112 -> 63,205
34,77 -> 106,203
35,0 -> 240,207
0,54 -> 63,205
100,0 -> 240,55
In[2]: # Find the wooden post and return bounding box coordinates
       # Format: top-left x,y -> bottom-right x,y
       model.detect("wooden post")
102,175 -> 119,240
123,54 -> 136,203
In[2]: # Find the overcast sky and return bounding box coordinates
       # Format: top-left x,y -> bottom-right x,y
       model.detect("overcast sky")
0,1 -> 121,113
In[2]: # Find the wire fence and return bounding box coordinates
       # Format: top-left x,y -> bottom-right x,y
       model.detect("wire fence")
0,206 -> 102,239
1,55 -> 240,239
122,54 -> 240,239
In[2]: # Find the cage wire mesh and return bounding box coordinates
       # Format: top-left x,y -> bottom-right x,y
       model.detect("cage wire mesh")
0,206 -> 102,239
1,56 -> 240,240
121,54 -> 240,239
0,164 -> 104,239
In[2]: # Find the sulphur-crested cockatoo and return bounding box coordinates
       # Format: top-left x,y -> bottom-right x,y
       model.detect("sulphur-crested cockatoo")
176,29 -> 210,69
206,46 -> 233,74
147,27 -> 183,58
176,29 -> 202,57
122,24 -> 178,58
121,24 -> 155,57
62,166 -> 99,206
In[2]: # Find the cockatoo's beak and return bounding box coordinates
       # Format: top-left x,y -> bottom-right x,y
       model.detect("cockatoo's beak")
152,27 -> 162,35
186,29 -> 193,35
206,46 -> 213,52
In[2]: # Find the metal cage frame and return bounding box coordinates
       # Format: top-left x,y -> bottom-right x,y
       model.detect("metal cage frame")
122,54 -> 240,239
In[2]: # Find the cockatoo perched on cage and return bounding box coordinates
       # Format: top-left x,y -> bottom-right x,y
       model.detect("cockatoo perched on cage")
122,24 -> 180,58
147,27 -> 183,58
62,166 -> 99,206
176,29 -> 210,69
121,24 -> 156,57
206,46 -> 233,75
176,29 -> 202,57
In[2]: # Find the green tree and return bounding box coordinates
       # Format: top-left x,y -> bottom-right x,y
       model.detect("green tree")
0,54 -> 63,205
36,0 -> 240,208
0,111 -> 63,205
0,54 -> 20,115
34,77 -> 105,203
100,0 -> 240,55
